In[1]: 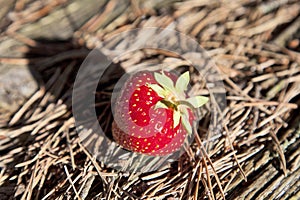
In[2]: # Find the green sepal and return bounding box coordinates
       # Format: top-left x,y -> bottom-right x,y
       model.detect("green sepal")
181,113 -> 192,134
181,106 -> 190,119
184,96 -> 209,108
175,71 -> 190,93
180,107 -> 193,134
154,72 -> 175,92
173,110 -> 181,128
148,84 -> 167,98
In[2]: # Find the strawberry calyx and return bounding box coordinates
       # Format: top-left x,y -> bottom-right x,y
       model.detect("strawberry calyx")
148,71 -> 209,134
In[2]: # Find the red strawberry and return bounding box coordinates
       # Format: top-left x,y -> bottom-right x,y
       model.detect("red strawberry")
112,70 -> 208,156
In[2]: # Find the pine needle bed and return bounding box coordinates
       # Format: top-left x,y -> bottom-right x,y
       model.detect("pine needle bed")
0,0 -> 300,199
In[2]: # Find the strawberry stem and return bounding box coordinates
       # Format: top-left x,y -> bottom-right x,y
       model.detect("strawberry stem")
176,96 -> 209,109
176,100 -> 194,109
160,99 -> 178,110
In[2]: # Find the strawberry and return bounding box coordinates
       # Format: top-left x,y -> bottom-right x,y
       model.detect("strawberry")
112,70 -> 208,156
